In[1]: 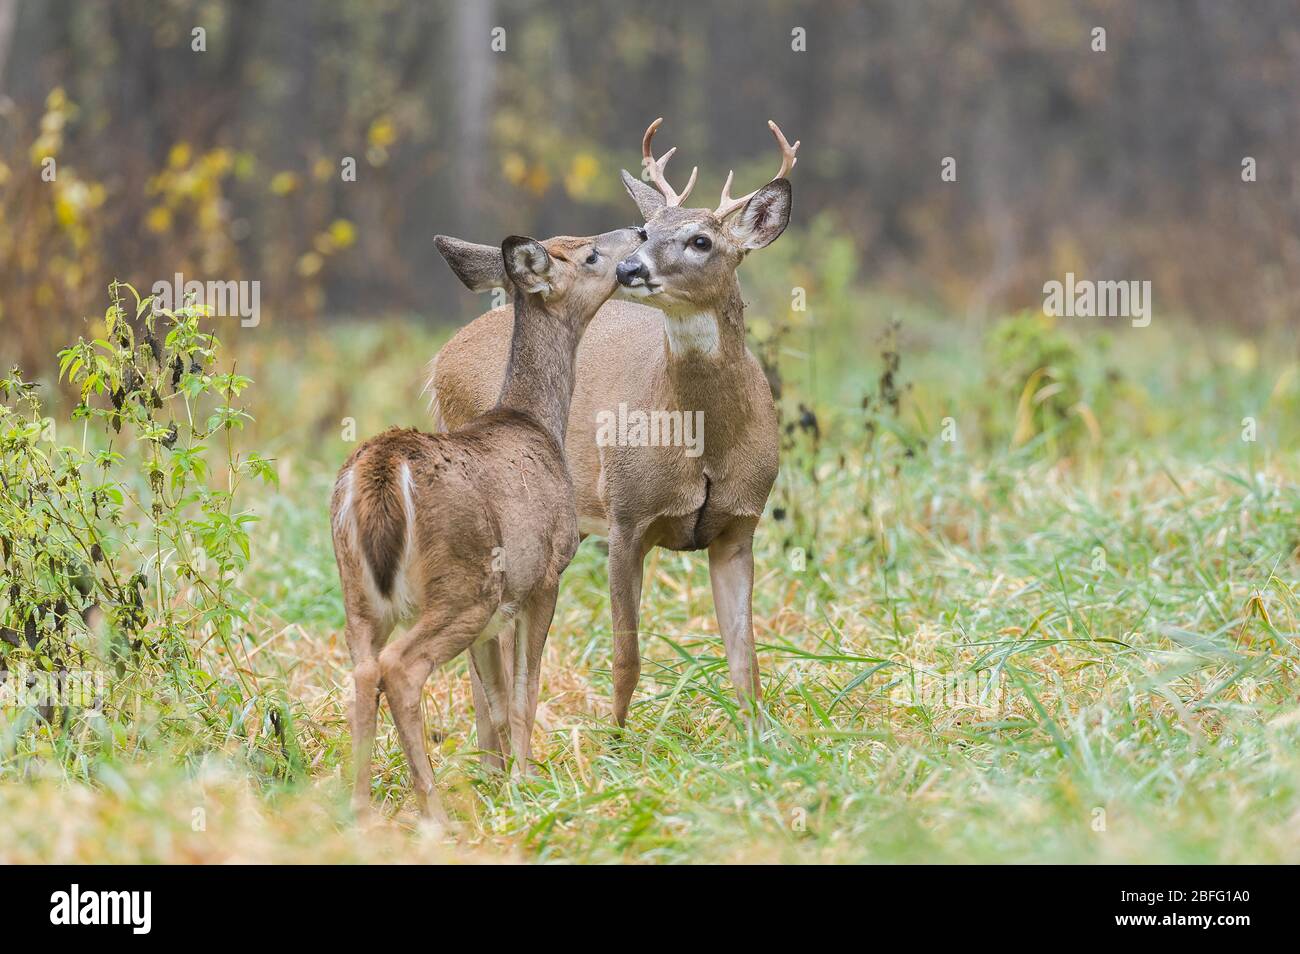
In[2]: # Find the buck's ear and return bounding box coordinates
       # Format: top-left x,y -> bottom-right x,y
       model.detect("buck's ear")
435,235 -> 506,292
621,169 -> 665,220
726,178 -> 792,251
501,236 -> 553,297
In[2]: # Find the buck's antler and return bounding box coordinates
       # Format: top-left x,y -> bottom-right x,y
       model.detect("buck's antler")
714,120 -> 799,220
641,117 -> 698,207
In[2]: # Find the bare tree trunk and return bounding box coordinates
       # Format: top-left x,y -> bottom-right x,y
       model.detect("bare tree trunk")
0,0 -> 19,93
450,0 -> 494,235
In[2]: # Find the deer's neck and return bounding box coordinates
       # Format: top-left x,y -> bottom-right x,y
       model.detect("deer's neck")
661,278 -> 747,369
496,291 -> 581,446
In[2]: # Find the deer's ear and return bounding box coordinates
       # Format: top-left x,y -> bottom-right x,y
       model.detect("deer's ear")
501,236 -> 553,296
435,235 -> 506,292
726,178 -> 792,251
621,169 -> 666,220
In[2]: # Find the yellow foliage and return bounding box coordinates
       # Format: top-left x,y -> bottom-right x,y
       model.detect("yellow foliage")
327,219 -> 356,249
168,142 -> 192,169
146,206 -> 173,234
270,171 -> 299,195
197,201 -> 222,231
297,252 -> 324,277
502,152 -> 527,186
524,165 -> 551,196
39,111 -> 65,135
368,117 -> 397,148
30,87 -> 76,164
54,178 -> 102,227
564,151 -> 601,198
202,149 -> 232,176
30,137 -> 58,166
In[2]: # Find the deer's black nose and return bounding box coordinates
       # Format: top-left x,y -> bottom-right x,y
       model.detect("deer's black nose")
617,259 -> 648,286
634,226 -> 647,240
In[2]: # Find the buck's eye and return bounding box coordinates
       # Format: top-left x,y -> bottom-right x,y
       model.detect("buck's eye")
690,235 -> 712,251
585,251 -> 599,265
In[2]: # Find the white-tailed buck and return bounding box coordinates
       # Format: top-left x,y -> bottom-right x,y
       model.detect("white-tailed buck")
331,226 -> 644,821
429,119 -> 795,734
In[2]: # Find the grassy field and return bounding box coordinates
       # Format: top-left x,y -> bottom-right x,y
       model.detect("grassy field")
2,278 -> 1299,863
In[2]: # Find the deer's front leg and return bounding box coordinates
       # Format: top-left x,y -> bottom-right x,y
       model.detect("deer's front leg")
469,630 -> 513,771
470,623 -> 514,774
707,520 -> 762,722
468,661 -> 502,770
608,524 -> 648,727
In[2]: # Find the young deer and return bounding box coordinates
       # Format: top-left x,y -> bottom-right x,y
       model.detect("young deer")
429,119 -> 795,736
331,226 -> 643,821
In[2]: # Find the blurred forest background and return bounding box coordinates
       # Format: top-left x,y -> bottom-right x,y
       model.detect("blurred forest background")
2,0 -> 1299,372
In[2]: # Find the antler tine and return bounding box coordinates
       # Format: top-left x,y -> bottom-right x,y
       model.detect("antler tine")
714,119 -> 800,220
642,117 -> 698,207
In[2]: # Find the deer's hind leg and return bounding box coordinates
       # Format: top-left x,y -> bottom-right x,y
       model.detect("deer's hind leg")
345,612 -> 394,816
378,600 -> 494,823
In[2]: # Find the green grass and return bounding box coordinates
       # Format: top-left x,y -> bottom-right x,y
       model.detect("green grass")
2,294 -> 1298,863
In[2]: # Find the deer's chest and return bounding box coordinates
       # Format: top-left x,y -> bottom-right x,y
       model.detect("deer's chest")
631,441 -> 778,551
648,496 -> 731,551
584,349 -> 780,549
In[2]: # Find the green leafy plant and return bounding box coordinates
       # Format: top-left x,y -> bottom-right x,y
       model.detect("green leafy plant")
0,282 -> 277,773
985,311 -> 1097,453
